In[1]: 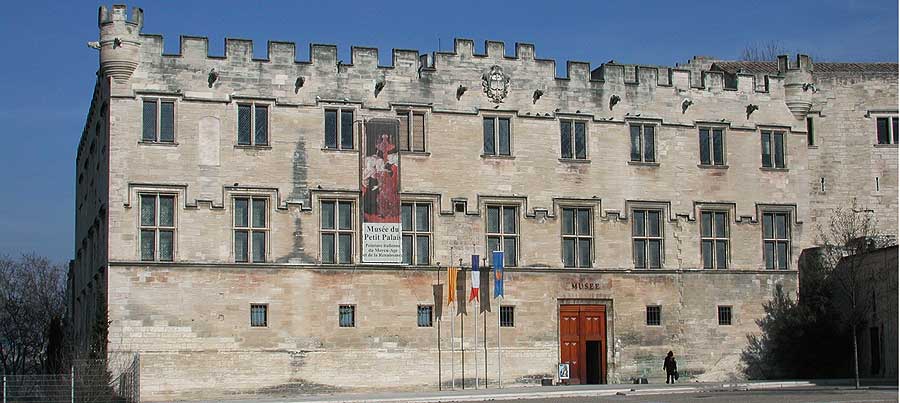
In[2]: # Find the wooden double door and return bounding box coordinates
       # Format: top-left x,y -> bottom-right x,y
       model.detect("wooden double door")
559,304 -> 607,384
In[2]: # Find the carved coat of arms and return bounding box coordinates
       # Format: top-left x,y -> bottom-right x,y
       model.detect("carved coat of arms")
482,65 -> 510,103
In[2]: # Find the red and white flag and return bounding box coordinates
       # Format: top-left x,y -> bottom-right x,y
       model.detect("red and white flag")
469,255 -> 480,302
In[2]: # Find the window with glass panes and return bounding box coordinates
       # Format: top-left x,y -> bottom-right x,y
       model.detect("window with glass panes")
560,120 -> 587,159
483,117 -> 511,156
875,116 -> 898,145
760,130 -> 785,168
646,305 -> 661,326
237,103 -> 268,146
324,109 -> 355,150
398,110 -> 426,152
339,305 -> 355,327
500,306 -> 515,327
486,205 -> 518,266
234,197 -> 268,263
699,127 -> 725,166
140,193 -> 175,261
250,304 -> 267,327
629,124 -> 656,162
417,305 -> 433,327
700,211 -> 729,269
321,200 -> 354,264
142,98 -> 175,143
401,202 -> 431,265
561,207 -> 592,268
633,209 -> 663,269
762,211 -> 791,270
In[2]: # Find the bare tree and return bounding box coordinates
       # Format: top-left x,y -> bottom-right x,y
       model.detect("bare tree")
0,253 -> 69,375
740,40 -> 787,61
816,200 -> 896,388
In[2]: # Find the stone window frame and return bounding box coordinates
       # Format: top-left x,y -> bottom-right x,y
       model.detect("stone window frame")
319,198 -> 356,264
140,97 -> 177,144
485,204 -> 520,267
338,304 -> 356,328
138,192 -> 177,262
761,209 -> 792,270
500,305 -> 515,327
417,305 -> 434,328
628,122 -> 658,164
396,108 -> 428,153
699,208 -> 731,270
235,101 -> 271,147
250,303 -> 268,328
873,113 -> 899,145
559,118 -> 589,161
560,205 -> 594,268
760,129 -> 787,169
645,305 -> 661,326
482,114 -> 514,158
698,125 -> 727,167
401,201 -> 432,266
323,107 -> 356,151
232,195 -> 269,263
717,305 -> 733,326
630,203 -> 666,269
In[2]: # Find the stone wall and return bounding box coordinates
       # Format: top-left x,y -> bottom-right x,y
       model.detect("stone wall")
808,72 -> 898,237
107,264 -> 797,400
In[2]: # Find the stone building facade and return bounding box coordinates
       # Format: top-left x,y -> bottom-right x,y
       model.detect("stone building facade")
68,5 -> 897,401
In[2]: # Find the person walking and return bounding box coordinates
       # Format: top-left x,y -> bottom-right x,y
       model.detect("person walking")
664,351 -> 677,384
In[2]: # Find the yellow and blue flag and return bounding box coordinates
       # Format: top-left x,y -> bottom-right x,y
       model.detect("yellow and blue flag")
493,251 -> 504,298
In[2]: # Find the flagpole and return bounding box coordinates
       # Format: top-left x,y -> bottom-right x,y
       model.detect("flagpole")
475,293 -> 479,389
498,295 -> 502,389
450,251 -> 455,391
483,255 -> 488,388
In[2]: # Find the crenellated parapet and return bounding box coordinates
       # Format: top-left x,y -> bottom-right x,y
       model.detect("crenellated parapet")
108,6 -> 799,126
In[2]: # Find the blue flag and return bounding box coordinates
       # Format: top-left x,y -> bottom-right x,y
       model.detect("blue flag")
469,255 -> 480,302
493,251 -> 504,298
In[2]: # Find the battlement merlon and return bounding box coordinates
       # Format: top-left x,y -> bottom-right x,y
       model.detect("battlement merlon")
99,5 -> 143,31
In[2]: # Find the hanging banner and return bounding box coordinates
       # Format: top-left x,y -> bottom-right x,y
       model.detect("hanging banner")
447,266 -> 458,305
469,255 -> 480,302
361,118 -> 402,263
493,251 -> 504,298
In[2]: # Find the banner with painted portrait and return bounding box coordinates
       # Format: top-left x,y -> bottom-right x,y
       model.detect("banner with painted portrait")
361,118 -> 402,263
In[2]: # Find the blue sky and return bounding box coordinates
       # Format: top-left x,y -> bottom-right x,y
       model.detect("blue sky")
0,0 -> 896,263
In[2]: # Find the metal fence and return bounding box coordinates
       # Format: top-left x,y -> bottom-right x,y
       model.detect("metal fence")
2,354 -> 139,403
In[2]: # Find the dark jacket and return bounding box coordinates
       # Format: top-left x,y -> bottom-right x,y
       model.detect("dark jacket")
664,356 -> 677,373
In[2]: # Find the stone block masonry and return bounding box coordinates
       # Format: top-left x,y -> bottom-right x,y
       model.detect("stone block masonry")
68,4 -> 896,401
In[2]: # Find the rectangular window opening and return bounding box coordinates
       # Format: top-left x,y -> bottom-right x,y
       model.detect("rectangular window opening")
250,304 -> 268,327
417,305 -> 434,327
633,208 -> 663,269
325,109 -> 355,150
630,124 -> 656,163
234,197 -> 268,263
646,305 -> 661,326
486,205 -> 518,266
402,202 -> 432,265
142,98 -> 176,143
339,305 -> 356,327
237,103 -> 268,146
561,207 -> 592,268
718,306 -> 732,325
500,306 -> 515,327
321,200 -> 355,264
483,117 -> 511,156
762,211 -> 791,270
139,193 -> 176,261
